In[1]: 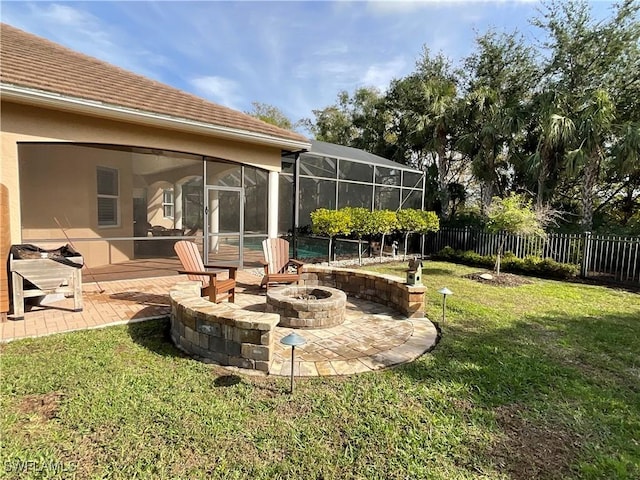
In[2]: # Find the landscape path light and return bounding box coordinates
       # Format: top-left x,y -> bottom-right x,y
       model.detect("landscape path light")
437,287 -> 453,326
280,332 -> 307,394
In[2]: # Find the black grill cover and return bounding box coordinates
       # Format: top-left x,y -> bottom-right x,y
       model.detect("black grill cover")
10,244 -> 84,268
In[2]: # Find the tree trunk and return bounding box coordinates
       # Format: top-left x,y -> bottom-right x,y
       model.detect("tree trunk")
481,183 -> 494,214
380,234 -> 386,263
494,236 -> 506,276
436,137 -> 450,219
537,156 -> 549,209
357,235 -> 363,266
580,155 -> 599,232
403,233 -> 409,261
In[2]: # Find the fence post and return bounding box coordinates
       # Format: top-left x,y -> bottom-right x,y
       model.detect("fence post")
580,231 -> 592,278
464,226 -> 469,251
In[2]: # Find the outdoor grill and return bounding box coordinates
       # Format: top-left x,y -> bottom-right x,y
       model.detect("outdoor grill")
9,244 -> 84,319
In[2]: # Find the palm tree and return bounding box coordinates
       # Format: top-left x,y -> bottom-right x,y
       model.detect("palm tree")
528,90 -> 575,208
564,89 -> 615,231
457,85 -> 503,213
385,49 -> 459,218
407,76 -> 458,219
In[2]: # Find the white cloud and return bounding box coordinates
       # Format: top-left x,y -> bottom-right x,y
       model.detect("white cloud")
189,76 -> 243,109
361,57 -> 408,90
42,3 -> 91,25
313,43 -> 350,56
293,60 -> 360,80
366,0 -> 539,12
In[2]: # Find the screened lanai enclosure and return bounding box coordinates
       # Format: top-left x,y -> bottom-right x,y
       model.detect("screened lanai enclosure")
17,141 -> 425,278
18,143 -> 271,277
279,140 -> 426,259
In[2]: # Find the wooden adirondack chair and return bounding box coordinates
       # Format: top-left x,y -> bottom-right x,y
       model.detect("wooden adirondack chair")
174,241 -> 237,303
260,238 -> 304,289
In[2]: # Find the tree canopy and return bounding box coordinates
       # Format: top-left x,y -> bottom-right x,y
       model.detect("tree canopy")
302,0 -> 640,234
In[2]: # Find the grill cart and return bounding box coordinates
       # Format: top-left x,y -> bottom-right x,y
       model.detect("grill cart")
9,244 -> 83,319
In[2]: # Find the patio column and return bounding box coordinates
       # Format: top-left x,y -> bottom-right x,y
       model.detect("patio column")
268,171 -> 279,239
174,182 -> 183,229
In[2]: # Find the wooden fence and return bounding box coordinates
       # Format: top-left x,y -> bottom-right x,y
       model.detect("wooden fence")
424,227 -> 640,287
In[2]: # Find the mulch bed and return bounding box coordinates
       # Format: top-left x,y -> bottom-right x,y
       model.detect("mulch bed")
463,271 -> 533,287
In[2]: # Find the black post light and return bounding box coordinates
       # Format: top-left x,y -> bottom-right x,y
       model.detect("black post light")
437,287 -> 453,325
280,332 -> 307,393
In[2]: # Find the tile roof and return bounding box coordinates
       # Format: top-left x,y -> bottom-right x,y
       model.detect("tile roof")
0,23 -> 308,146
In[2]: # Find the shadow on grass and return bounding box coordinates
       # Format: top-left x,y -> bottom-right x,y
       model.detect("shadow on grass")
421,265 -> 461,276
394,310 -> 640,479
127,318 -> 186,358
214,374 -> 242,387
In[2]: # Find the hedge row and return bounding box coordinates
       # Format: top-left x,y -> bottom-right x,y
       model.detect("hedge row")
432,246 -> 579,279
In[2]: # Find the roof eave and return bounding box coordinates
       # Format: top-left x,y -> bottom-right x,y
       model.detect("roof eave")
0,84 -> 311,151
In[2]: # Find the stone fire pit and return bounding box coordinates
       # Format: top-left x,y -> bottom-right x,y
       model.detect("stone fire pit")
266,285 -> 346,329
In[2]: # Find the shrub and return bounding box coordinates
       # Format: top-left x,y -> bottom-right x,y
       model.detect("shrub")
432,247 -> 579,279
310,208 -> 352,264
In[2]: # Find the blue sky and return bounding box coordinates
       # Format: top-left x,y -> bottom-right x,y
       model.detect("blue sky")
2,1 -> 617,129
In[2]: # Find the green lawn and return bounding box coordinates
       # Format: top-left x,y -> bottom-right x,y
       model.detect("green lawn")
1,261 -> 639,479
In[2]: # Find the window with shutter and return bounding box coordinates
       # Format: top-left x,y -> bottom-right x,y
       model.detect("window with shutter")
97,167 -> 119,226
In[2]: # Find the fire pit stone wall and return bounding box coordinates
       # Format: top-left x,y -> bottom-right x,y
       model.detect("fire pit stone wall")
299,265 -> 426,319
169,282 -> 279,372
266,285 -> 346,329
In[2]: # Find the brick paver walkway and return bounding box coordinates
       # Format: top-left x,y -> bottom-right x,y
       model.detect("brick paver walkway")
1,271 -> 438,376
235,293 -> 438,376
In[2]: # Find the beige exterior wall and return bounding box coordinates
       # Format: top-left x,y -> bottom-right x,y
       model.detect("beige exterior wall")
1,100 -> 283,272
18,143 -> 135,266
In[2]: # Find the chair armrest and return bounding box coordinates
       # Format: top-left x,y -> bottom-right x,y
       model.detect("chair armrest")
259,259 -> 269,275
203,265 -> 238,280
289,259 -> 304,273
178,269 -> 220,278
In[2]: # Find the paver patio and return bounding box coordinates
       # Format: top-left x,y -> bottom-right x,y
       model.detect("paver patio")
1,270 -> 438,376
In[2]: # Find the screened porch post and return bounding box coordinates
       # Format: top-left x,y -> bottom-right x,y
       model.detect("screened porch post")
268,171 -> 279,239
174,182 -> 183,229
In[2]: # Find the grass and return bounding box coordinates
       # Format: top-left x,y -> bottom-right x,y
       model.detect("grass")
1,261 -> 639,479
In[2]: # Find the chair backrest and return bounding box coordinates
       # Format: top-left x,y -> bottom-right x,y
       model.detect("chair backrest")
262,238 -> 291,274
174,241 -> 209,287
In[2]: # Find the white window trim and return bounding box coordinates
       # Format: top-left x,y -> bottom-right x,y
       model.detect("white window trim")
97,166 -> 120,228
162,188 -> 174,219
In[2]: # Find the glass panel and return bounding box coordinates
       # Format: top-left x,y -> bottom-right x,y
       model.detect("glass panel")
299,155 -> 337,178
163,204 -> 174,218
401,189 -> 423,209
299,178 -> 336,230
338,182 -> 373,209
243,234 -> 267,268
403,171 -> 423,188
205,234 -> 240,264
338,159 -> 373,183
374,186 -> 400,211
97,167 -> 118,195
243,167 -> 268,234
209,189 -> 240,233
281,159 -> 295,175
279,174 -> 294,235
19,143 -> 206,269
181,177 -> 204,235
207,162 -> 241,187
375,166 -> 401,186
207,188 -> 241,265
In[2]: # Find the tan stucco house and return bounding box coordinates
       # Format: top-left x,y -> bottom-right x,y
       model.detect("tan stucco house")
0,24 -> 311,315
